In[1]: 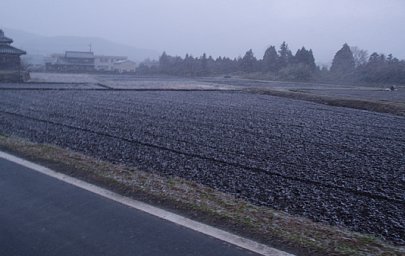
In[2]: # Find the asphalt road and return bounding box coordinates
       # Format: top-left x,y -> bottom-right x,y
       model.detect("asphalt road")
0,158 -> 258,256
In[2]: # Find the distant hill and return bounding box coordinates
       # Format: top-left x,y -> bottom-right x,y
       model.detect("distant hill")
5,28 -> 160,63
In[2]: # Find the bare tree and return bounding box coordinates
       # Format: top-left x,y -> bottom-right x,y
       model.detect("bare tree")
351,46 -> 369,67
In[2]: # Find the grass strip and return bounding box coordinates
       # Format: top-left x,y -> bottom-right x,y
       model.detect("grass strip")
246,88 -> 405,116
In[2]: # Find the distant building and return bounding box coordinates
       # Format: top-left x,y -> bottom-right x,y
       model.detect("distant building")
94,55 -> 127,72
46,51 -> 95,72
0,29 -> 27,82
46,51 -> 136,73
112,59 -> 137,73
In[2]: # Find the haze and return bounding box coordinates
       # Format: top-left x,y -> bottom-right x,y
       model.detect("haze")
1,0 -> 404,64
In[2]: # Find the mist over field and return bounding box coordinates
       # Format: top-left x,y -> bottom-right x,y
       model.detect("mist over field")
1,1 -> 405,254
1,0 -> 405,64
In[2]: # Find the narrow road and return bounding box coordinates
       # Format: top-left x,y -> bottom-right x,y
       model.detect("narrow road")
0,157 -> 261,256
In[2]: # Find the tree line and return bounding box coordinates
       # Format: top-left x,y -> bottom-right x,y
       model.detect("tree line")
137,42 -> 405,84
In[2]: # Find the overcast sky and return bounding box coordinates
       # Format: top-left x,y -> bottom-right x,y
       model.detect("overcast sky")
1,0 -> 404,64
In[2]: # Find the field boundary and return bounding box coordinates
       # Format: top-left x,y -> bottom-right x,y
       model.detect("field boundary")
0,87 -> 239,92
246,88 -> 405,116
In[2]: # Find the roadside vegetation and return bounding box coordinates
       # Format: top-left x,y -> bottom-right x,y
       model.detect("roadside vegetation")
1,135 -> 404,256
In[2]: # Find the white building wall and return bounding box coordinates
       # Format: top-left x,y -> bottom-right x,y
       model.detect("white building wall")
94,56 -> 127,71
113,60 -> 137,73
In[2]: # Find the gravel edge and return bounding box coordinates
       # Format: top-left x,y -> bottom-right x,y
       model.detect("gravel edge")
1,135 -> 404,256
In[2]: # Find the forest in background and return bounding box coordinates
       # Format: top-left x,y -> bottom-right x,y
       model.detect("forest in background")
137,42 -> 405,85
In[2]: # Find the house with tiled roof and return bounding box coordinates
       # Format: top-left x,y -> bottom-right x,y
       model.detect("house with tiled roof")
46,51 -> 96,72
0,29 -> 27,82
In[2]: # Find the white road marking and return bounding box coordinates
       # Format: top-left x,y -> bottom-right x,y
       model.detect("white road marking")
0,151 -> 294,256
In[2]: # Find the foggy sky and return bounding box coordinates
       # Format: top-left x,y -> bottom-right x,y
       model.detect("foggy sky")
1,0 -> 405,64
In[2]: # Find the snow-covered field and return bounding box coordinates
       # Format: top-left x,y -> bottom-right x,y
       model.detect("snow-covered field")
29,72 -> 237,90
0,84 -> 404,244
27,73 -> 405,104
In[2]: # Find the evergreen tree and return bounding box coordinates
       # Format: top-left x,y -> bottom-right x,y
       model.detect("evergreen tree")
141,45 -> 405,84
240,49 -> 257,73
262,46 -> 279,72
278,41 -> 293,69
330,43 -> 355,74
159,52 -> 170,74
362,53 -> 390,82
183,54 -> 195,76
308,49 -> 316,70
294,47 -> 316,70
200,53 -> 208,75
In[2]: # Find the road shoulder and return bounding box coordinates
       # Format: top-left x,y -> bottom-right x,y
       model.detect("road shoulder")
1,135 -> 404,256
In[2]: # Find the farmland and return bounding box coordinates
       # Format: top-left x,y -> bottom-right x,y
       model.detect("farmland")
0,80 -> 404,244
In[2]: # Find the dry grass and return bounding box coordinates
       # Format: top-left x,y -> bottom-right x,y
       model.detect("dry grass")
246,88 -> 405,116
0,135 -> 404,256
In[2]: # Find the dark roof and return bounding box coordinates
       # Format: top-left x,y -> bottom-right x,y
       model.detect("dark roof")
0,29 -> 13,44
65,51 -> 94,59
0,29 -> 25,55
55,59 -> 94,66
0,45 -> 26,55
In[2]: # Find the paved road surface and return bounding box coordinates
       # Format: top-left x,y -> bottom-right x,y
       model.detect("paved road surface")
0,158 -> 259,256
